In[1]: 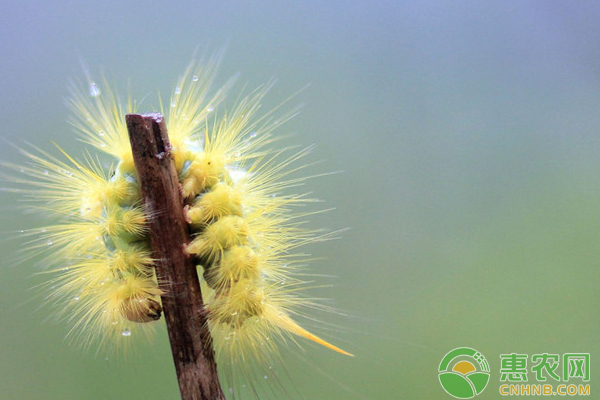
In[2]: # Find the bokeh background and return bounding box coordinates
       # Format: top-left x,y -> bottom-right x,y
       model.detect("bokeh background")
2,1 -> 600,399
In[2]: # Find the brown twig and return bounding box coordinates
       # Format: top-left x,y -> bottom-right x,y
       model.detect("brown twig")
126,113 -> 225,400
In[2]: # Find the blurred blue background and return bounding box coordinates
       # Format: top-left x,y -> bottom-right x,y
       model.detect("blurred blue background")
2,1 -> 600,399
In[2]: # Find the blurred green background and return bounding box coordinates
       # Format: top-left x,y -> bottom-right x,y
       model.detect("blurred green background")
2,1 -> 600,399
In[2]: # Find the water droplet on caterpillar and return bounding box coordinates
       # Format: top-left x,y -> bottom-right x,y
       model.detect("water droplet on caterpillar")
192,75 -> 199,82
174,87 -> 181,95
89,82 -> 101,97
121,328 -> 131,337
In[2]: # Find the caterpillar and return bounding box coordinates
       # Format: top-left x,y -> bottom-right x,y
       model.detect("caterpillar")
10,59 -> 351,394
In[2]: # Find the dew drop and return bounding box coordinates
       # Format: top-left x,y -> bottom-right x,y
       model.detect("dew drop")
122,328 -> 131,337
73,296 -> 80,301
104,357 -> 109,361
263,375 -> 268,379
206,106 -> 214,113
174,87 -> 181,95
43,170 -> 49,175
99,131 -> 105,137
89,82 -> 101,98
229,388 -> 234,395
46,240 -> 53,246
192,75 -> 199,82
171,102 -> 176,108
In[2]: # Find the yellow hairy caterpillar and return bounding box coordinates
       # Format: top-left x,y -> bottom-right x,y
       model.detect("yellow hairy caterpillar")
10,59 -> 351,395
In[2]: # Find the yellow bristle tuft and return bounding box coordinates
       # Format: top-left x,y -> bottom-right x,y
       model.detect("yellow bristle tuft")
185,184 -> 242,225
119,206 -> 147,235
187,215 -> 249,261
206,246 -> 260,289
207,280 -> 265,326
180,153 -> 227,198
108,245 -> 152,274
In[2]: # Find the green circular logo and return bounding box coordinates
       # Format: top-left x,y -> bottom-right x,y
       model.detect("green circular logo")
438,347 -> 490,399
